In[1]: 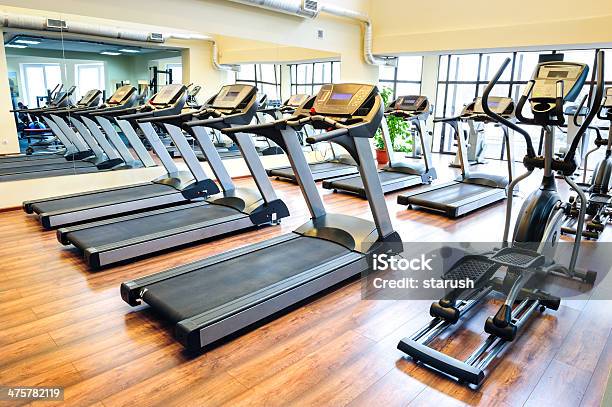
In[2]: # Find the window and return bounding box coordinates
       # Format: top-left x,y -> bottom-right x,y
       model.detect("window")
236,64 -> 282,101
166,63 -> 183,85
289,61 -> 341,96
434,49 -> 611,161
20,63 -> 62,107
75,63 -> 105,99
378,56 -> 423,99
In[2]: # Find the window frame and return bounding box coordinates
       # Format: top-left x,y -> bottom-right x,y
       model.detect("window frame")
378,56 -> 424,100
20,62 -> 63,107
235,63 -> 282,101
74,62 -> 105,99
433,49 -> 608,160
289,61 -> 341,96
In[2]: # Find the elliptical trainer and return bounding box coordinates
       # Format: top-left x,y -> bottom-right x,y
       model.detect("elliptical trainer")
397,52 -> 603,387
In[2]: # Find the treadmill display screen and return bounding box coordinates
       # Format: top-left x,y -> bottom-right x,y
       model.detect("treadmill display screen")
223,91 -> 240,100
401,97 -> 418,106
330,93 -> 352,101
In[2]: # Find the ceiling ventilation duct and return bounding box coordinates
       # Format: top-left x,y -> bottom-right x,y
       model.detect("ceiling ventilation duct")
224,0 -> 396,66
0,13 -> 239,71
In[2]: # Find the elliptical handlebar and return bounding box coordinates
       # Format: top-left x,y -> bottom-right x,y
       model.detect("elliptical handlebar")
565,50 -> 605,163
572,94 -> 589,127
482,57 -> 537,158
514,80 -> 535,125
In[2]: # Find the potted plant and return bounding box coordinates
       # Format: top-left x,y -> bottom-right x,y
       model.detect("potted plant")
373,86 -> 413,165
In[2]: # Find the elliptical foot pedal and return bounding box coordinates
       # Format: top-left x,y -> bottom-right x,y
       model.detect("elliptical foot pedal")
442,255 -> 497,285
490,247 -> 545,269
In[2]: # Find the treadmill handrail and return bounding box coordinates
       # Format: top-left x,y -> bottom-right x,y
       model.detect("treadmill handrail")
306,127 -> 349,144
90,106 -> 140,117
118,111 -> 156,121
185,116 -> 226,127
221,120 -> 279,135
137,111 -> 196,124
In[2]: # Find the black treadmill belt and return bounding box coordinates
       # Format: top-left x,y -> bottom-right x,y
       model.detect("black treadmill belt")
0,158 -> 70,170
142,236 -> 350,322
330,170 -> 414,189
408,183 -> 495,208
270,162 -> 356,178
309,162 -> 355,173
31,183 -> 175,214
67,204 -> 239,248
0,160 -> 94,175
0,166 -> 99,182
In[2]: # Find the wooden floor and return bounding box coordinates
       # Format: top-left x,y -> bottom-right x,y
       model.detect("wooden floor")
0,155 -> 611,407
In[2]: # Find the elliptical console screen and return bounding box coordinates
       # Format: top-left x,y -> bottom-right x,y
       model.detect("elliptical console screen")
151,84 -> 185,105
533,63 -> 587,101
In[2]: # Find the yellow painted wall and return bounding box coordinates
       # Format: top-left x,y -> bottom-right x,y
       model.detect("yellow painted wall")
370,0 -> 612,53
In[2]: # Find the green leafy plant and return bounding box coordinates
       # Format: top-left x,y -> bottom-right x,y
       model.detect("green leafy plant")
374,86 -> 412,153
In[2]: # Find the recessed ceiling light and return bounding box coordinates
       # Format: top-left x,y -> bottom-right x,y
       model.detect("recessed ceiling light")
119,48 -> 140,53
15,39 -> 41,45
6,44 -> 27,48
100,51 -> 121,56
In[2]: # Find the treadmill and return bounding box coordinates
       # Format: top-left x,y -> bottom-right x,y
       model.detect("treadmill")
23,84 -> 212,229
121,83 -> 401,351
322,95 -> 437,197
265,93 -> 359,183
397,96 -> 516,217
56,84 -> 289,268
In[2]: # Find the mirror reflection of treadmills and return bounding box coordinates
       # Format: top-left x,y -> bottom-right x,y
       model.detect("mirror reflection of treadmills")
397,96 -> 516,218
266,93 -> 359,183
23,84 -> 199,229
1,88 -> 99,170
121,83 -> 401,351
0,89 -> 108,182
55,84 -> 290,268
322,95 -> 438,198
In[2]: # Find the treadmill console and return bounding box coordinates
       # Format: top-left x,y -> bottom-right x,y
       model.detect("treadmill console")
311,84 -> 376,116
531,62 -> 588,102
53,85 -> 76,106
392,95 -> 428,112
286,94 -> 310,108
472,96 -> 514,116
149,84 -> 187,108
77,89 -> 102,107
210,84 -> 257,110
108,85 -> 136,105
